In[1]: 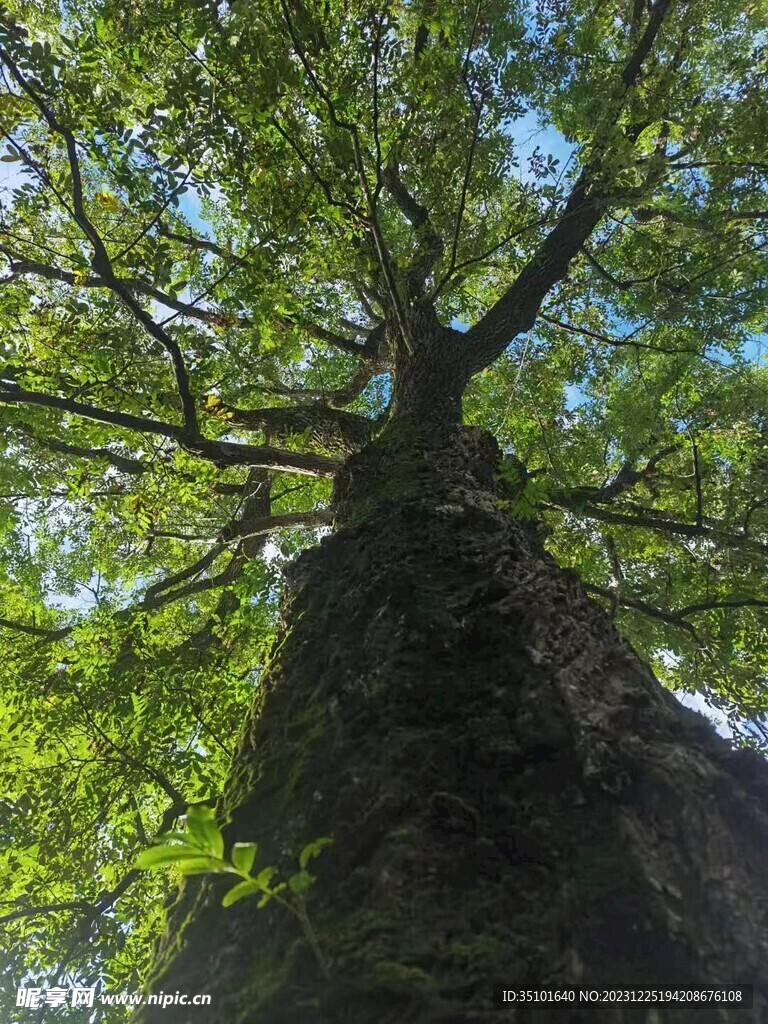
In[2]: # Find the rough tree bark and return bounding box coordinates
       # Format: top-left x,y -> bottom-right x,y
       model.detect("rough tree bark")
138,319 -> 768,1024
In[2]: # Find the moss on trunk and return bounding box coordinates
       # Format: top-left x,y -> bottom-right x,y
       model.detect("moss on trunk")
138,426 -> 768,1024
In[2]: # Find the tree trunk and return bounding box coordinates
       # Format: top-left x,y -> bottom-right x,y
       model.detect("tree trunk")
138,333 -> 768,1024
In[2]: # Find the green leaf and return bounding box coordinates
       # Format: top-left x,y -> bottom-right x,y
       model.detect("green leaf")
133,845 -> 204,871
298,837 -> 332,870
185,804 -> 224,858
288,870 -> 315,894
177,856 -> 223,875
157,830 -> 200,846
231,841 -> 258,875
254,866 -> 277,887
222,878 -> 262,907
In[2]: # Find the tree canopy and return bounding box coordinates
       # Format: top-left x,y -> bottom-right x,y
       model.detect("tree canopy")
0,0 -> 767,1014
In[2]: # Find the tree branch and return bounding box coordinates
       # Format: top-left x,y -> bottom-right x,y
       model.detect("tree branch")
583,583 -> 702,640
157,222 -> 232,258
0,383 -> 181,438
150,510 -> 330,544
0,899 -> 92,926
0,47 -> 199,434
274,311 -> 367,356
0,385 -> 340,476
585,584 -> 768,632
555,500 -> 768,557
463,0 -> 674,373
676,597 -> 768,618
141,544 -> 227,603
4,254 -> 368,357
215,401 -> 376,454
440,16 -> 486,296
0,797 -> 184,932
552,444 -> 681,505
252,357 -> 387,409
30,435 -> 147,475
276,1 -> 414,354
539,313 -> 702,356
382,161 -> 444,294
0,617 -> 71,639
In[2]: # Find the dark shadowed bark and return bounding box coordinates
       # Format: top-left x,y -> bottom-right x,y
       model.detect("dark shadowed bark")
137,318 -> 768,1024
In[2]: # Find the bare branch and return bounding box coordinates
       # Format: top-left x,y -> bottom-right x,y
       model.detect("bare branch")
184,436 -> 340,476
539,313 -> 702,356
583,583 -> 702,641
31,435 -> 147,475
585,584 -> 768,632
141,544 -> 226,603
157,222 -> 232,258
150,510 -> 331,544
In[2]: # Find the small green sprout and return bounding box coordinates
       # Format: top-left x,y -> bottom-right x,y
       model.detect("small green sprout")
134,805 -> 332,973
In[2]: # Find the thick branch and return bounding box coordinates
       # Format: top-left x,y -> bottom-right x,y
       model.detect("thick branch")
184,436 -> 339,476
32,435 -> 147,475
0,386 -> 340,476
150,510 -> 330,544
217,402 -> 376,454
463,0 -> 674,373
463,175 -> 605,371
382,162 -> 444,293
0,617 -> 71,639
220,509 -> 332,543
0,383 -> 180,438
254,358 -> 387,409
141,544 -> 226,603
552,444 -> 681,506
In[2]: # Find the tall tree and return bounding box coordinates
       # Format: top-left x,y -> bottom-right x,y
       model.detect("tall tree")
1,0 -> 768,1019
